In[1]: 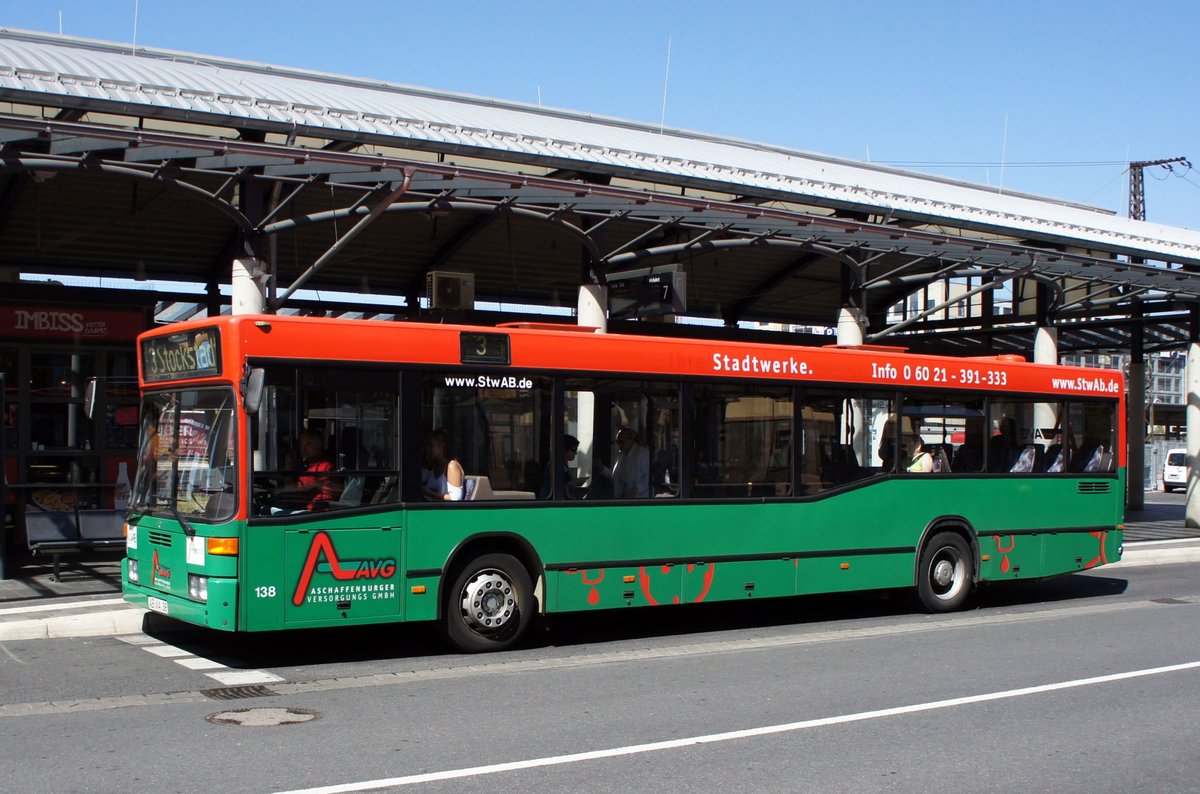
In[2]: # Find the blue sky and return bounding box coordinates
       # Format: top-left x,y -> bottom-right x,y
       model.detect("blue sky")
5,0 -> 1199,229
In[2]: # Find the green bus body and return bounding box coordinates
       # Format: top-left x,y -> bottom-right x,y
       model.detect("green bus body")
122,315 -> 1125,649
123,463 -> 1124,631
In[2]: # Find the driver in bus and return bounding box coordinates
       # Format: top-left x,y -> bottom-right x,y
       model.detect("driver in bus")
277,429 -> 337,511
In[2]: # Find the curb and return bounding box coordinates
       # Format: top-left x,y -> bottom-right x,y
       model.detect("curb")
1107,542 -> 1200,570
0,605 -> 148,641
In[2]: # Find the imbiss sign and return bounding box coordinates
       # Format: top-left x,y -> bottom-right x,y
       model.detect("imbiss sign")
0,306 -> 144,341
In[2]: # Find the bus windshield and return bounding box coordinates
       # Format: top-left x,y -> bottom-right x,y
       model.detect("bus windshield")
131,387 -> 238,521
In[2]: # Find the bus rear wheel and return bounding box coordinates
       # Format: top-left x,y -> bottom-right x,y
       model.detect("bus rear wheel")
444,553 -> 533,653
916,532 -> 973,612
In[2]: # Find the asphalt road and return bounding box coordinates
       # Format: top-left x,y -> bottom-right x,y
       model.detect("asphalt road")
1,560 -> 1198,793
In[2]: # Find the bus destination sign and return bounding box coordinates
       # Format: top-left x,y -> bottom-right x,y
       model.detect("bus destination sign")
460,332 -> 510,365
142,327 -> 221,382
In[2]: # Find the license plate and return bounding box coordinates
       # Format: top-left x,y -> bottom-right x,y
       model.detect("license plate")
147,596 -> 169,615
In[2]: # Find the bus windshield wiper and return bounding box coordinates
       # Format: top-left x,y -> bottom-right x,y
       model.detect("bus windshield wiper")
171,500 -> 197,537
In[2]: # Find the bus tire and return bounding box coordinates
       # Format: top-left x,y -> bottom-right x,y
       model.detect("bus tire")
916,532 -> 973,612
443,553 -> 533,653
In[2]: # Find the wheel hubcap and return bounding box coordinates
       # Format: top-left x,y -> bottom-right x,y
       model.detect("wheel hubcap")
929,548 -> 964,600
460,569 -> 516,632
933,559 -> 955,588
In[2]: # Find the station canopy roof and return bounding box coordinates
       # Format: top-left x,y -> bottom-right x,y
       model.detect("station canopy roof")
2,28 -> 1199,355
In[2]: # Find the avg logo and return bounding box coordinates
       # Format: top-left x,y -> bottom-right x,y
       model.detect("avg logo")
292,531 -> 398,606
152,549 -> 172,584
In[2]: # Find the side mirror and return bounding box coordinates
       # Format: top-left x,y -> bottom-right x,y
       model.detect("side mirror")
243,368 -> 266,416
84,377 -> 98,419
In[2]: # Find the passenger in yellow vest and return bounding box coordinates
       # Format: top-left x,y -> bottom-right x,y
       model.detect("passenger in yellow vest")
907,436 -> 933,473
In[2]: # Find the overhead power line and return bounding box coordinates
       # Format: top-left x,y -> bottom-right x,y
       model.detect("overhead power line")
878,160 -> 1128,168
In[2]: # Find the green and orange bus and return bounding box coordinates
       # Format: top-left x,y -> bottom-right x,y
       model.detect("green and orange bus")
121,314 -> 1124,651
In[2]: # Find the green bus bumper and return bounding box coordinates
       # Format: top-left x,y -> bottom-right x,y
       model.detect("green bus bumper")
123,558 -> 239,631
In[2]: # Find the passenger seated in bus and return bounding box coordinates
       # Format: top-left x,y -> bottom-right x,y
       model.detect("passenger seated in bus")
951,419 -> 984,472
987,417 -> 1018,472
906,436 -> 933,473
422,428 -> 465,501
542,434 -> 586,499
597,427 -> 650,498
878,420 -> 899,472
275,429 -> 337,511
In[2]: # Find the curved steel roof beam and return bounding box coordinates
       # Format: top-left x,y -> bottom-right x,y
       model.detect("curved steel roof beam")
260,198 -> 603,283
602,236 -> 852,272
0,155 -> 253,233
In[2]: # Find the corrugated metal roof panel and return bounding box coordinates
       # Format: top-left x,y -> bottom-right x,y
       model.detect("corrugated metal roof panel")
2,28 -> 1199,266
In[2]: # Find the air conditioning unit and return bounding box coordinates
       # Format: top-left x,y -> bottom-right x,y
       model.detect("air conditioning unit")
426,271 -> 475,310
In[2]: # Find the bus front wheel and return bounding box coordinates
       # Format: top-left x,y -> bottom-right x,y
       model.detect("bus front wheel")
916,532 -> 973,612
444,553 -> 533,652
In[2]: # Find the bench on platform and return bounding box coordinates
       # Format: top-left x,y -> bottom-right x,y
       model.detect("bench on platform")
25,508 -> 126,582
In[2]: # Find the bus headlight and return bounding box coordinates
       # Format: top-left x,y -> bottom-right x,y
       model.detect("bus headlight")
128,559 -> 139,583
188,574 -> 208,602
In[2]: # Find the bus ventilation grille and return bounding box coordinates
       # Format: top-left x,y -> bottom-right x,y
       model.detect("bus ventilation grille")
202,685 -> 278,701
1077,482 -> 1111,494
148,531 -> 173,547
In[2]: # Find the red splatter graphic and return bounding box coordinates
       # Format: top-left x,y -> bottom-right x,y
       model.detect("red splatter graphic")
563,568 -> 606,605
994,534 -> 1016,573
1083,531 -> 1108,569
638,563 -> 716,606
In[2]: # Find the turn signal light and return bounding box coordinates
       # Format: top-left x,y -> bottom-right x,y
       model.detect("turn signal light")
207,537 -> 239,556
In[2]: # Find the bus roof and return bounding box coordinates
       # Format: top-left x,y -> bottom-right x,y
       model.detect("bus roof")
139,314 -> 1124,399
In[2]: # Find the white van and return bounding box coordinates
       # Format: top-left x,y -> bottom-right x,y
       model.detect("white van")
1162,448 -> 1187,492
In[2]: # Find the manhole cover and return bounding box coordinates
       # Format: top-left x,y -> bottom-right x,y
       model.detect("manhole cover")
206,707 -> 320,727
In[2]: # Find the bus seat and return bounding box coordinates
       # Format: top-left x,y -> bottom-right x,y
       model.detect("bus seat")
369,475 -> 396,504
932,446 -> 952,473
1009,446 -> 1037,473
464,475 -> 494,501
1084,445 -> 1112,472
338,475 -> 365,507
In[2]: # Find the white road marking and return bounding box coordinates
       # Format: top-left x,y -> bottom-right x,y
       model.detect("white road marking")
0,597 -> 126,616
176,657 -> 227,671
116,634 -> 160,646
206,670 -> 285,686
276,659 -> 1200,794
118,635 -> 283,685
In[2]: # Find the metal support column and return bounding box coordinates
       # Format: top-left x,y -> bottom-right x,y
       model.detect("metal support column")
0,373 -> 6,579
578,285 -> 607,333
1187,306 -> 1200,528
1127,317 -> 1146,509
837,305 -> 865,346
1033,285 -> 1059,437
232,257 -> 266,315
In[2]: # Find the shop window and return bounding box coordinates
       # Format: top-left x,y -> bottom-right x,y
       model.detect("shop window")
30,403 -> 93,451
30,352 -> 94,397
